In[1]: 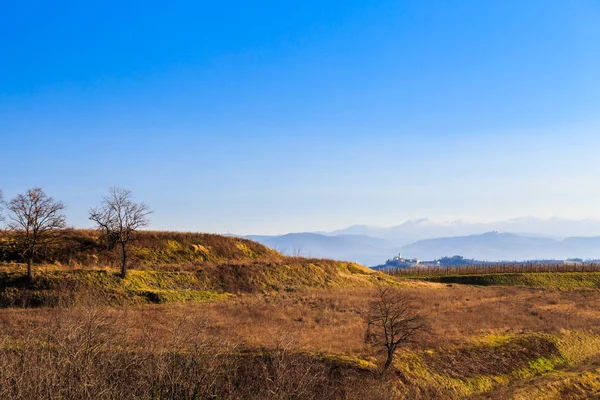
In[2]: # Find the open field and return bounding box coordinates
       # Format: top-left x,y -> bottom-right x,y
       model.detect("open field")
5,283 -> 600,352
2,232 -> 600,398
2,281 -> 600,398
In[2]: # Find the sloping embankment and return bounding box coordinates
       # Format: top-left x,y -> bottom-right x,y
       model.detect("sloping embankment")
0,259 -> 386,307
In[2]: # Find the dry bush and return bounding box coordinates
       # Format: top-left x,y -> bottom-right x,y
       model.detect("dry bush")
0,304 -> 239,399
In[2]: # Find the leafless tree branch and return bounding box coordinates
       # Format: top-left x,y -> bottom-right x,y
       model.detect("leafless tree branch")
89,187 -> 152,277
5,188 -> 67,281
364,285 -> 425,374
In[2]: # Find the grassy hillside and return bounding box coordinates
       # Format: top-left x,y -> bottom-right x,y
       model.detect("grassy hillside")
391,330 -> 600,398
0,230 -> 390,307
0,260 -> 386,308
0,230 -> 279,268
408,272 -> 600,290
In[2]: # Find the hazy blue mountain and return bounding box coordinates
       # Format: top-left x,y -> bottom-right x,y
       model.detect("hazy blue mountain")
244,231 -> 600,265
398,232 -> 553,261
242,218 -> 600,266
329,217 -> 600,245
398,232 -> 600,261
245,233 -> 400,266
556,236 -> 600,258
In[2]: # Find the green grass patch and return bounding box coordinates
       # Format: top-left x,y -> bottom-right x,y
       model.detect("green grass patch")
0,269 -> 228,307
406,272 -> 600,289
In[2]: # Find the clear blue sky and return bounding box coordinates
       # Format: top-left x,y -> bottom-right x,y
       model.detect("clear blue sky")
1,0 -> 599,234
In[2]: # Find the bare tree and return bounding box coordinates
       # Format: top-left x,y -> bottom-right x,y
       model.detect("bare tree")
5,188 -> 67,282
364,286 -> 425,374
89,187 -> 152,278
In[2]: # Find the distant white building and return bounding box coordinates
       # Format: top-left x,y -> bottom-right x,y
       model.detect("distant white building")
388,253 -> 420,267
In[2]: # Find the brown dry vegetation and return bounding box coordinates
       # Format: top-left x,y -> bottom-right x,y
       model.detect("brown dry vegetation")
0,229 -> 281,269
0,300 -> 395,399
0,229 -> 388,307
2,284 -> 600,398
2,231 -> 600,398
156,285 -> 600,353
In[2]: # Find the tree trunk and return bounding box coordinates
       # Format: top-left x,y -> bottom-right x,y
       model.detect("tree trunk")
26,257 -> 33,283
120,242 -> 127,278
383,348 -> 395,374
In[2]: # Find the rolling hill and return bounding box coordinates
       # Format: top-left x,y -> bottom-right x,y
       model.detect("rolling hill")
0,230 -> 387,307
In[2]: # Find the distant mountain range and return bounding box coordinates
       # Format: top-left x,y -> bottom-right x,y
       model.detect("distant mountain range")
245,233 -> 398,267
243,217 -> 600,266
329,217 -> 600,245
400,232 -> 600,261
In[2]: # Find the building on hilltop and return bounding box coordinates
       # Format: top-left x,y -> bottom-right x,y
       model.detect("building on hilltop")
385,253 -> 421,268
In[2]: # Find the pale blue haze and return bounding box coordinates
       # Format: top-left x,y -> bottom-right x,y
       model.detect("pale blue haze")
1,1 -> 599,234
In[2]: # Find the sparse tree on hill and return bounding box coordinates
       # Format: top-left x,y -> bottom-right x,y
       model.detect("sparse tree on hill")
5,188 -> 67,282
364,286 -> 425,374
89,187 -> 152,278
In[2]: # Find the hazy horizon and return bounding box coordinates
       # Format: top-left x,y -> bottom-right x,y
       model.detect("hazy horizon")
2,0 -> 599,235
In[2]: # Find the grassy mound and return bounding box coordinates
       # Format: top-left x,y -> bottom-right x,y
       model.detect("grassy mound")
0,258 -> 385,308
0,230 -> 394,308
408,272 -> 600,289
0,230 -> 279,268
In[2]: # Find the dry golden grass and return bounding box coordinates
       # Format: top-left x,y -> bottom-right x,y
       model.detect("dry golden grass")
0,229 -> 281,269
0,261 -> 388,310
2,283 -> 600,352
0,298 -> 396,399
2,283 -> 600,398
191,284 -> 600,351
5,230 -> 600,397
